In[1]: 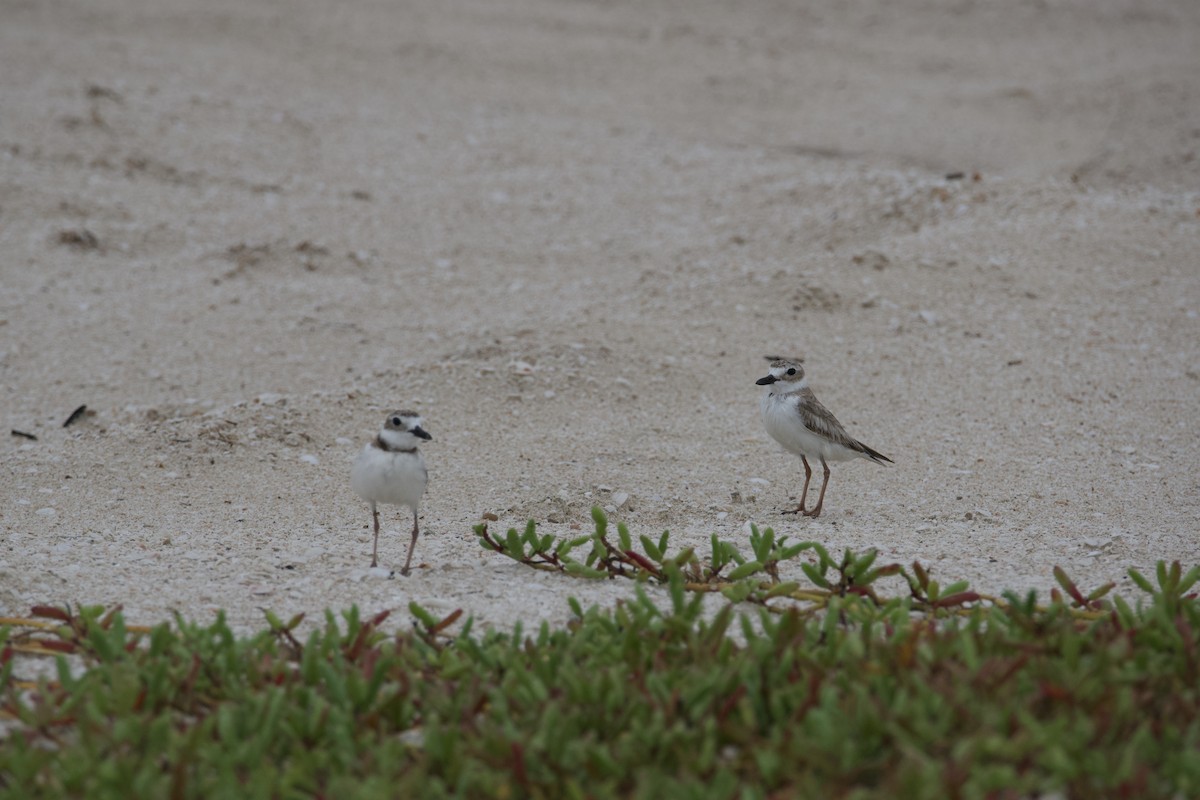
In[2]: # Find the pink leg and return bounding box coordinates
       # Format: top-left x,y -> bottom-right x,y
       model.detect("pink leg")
370,503 -> 380,568
399,510 -> 419,576
782,456 -> 813,515
803,459 -> 831,518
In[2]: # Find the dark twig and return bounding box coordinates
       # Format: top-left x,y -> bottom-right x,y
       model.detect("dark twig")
63,405 -> 88,427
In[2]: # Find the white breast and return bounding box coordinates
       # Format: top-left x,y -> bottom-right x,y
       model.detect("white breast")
350,444 -> 427,510
760,391 -> 861,463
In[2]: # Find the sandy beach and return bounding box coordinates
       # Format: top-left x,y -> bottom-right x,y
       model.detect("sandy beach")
2,0 -> 1198,633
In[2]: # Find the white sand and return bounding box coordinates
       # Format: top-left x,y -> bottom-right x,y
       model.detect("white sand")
2,0 -> 1198,634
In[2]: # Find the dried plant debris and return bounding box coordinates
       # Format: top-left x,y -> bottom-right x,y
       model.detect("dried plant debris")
219,239 -> 337,278
851,249 -> 890,270
56,229 -> 101,251
122,155 -> 203,187
10,430 -> 37,441
222,242 -> 273,275
85,84 -> 123,102
789,282 -> 841,312
62,404 -> 91,428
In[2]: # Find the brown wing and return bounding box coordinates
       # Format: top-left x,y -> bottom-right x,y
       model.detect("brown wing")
795,388 -> 893,464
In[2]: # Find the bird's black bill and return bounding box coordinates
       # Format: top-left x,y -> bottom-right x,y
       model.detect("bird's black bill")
755,375 -> 776,385
413,427 -> 432,440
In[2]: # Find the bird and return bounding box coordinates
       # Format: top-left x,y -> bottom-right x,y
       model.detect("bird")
756,357 -> 891,518
350,410 -> 431,574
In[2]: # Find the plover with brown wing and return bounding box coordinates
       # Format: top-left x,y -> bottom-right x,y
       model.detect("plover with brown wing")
351,410 -> 431,574
756,358 -> 891,518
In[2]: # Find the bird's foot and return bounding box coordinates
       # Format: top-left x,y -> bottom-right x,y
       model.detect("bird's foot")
781,506 -> 806,516
399,566 -> 411,577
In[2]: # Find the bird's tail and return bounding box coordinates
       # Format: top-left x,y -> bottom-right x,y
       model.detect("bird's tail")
857,442 -> 894,465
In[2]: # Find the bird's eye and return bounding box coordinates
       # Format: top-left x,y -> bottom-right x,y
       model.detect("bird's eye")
786,368 -> 796,376
391,417 -> 402,426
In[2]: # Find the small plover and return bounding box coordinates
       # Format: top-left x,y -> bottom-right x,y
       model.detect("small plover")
350,410 -> 431,574
756,358 -> 891,518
